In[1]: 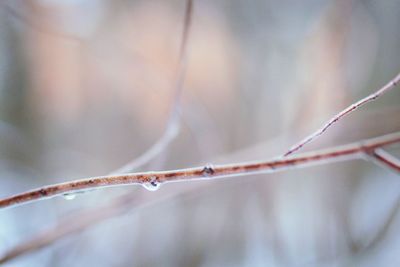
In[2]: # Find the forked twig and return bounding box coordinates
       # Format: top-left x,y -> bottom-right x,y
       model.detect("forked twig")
1,132 -> 399,209
284,72 -> 400,157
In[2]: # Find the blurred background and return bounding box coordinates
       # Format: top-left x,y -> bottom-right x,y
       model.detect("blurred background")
0,0 -> 400,266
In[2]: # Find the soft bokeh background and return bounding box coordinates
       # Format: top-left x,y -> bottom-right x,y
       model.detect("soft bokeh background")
1,0 -> 400,266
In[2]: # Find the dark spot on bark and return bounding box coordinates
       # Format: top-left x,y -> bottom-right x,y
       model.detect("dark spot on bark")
270,164 -> 276,170
202,165 -> 215,176
39,189 -> 47,196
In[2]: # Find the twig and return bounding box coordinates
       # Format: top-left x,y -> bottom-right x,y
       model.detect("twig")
2,133 -> 400,264
1,132 -> 399,209
366,148 -> 400,173
0,1 -> 195,264
0,180 -> 209,264
3,2 -> 82,42
283,72 -> 400,157
0,1 -> 398,263
112,96 -> 180,174
113,0 -> 193,174
306,197 -> 400,266
0,193 -> 140,264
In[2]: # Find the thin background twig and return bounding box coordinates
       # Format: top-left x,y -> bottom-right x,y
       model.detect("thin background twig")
112,0 -> 193,174
366,148 -> 400,173
283,72 -> 400,157
0,0 -> 194,264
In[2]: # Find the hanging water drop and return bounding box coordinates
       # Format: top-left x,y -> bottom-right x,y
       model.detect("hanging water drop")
63,193 -> 76,200
142,182 -> 160,191
142,176 -> 161,191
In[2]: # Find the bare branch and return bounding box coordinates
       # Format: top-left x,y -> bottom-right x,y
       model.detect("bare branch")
2,2 -> 83,42
0,0 -> 194,262
113,121 -> 179,174
0,181 -> 208,264
0,194 -> 138,264
0,1 -> 195,264
366,148 -> 400,173
113,0 -> 193,174
1,1 -> 398,264
283,72 -> 400,157
2,133 -> 400,264
1,132 -> 399,209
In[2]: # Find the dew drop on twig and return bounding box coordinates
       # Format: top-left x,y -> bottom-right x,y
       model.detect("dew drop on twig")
62,194 -> 76,200
142,176 -> 161,192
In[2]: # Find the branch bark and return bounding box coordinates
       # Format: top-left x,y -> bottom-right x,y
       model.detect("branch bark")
1,132 -> 399,209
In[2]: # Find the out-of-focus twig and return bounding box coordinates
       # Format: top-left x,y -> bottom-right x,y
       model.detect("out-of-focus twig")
2,2 -> 82,42
308,197 -> 400,266
113,0 -> 193,174
0,193 -> 141,265
366,148 -> 400,173
283,72 -> 400,157
1,132 -> 399,210
0,0 -> 194,264
0,179 -> 209,265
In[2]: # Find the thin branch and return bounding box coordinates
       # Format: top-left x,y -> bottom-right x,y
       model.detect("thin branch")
366,148 -> 400,173
112,120 -> 179,173
307,197 -> 400,266
0,193 -> 139,264
113,0 -> 193,174
1,132 -> 399,209
0,1 -> 194,264
0,1 -> 398,263
0,180 -> 209,264
2,134 -> 400,264
283,72 -> 400,157
3,2 -> 83,42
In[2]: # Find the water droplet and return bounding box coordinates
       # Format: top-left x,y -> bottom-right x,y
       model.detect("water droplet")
63,194 -> 76,200
142,176 -> 161,191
